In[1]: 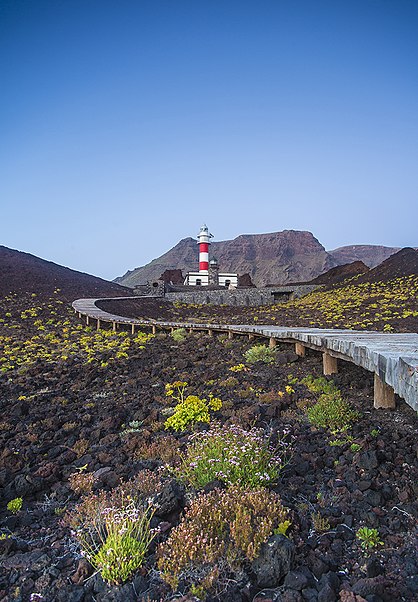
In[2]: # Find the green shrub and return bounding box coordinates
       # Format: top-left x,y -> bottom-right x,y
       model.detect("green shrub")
307,392 -> 359,432
171,328 -> 188,342
175,423 -> 292,489
90,504 -> 155,584
65,471 -> 160,584
244,344 -> 276,364
356,527 -> 383,555
7,497 -> 22,514
164,381 -> 222,432
158,485 -> 288,594
301,375 -> 339,395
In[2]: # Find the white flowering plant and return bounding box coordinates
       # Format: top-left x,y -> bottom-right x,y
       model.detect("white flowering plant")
174,423 -> 293,489
65,472 -> 161,585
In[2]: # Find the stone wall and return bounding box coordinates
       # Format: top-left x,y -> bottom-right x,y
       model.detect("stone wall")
164,285 -> 318,306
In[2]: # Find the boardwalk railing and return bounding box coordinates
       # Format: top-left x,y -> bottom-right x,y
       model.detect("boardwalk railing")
72,297 -> 418,412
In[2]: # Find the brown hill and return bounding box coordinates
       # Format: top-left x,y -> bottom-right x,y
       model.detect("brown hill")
307,260 -> 370,286
355,247 -> 418,283
329,244 -> 399,268
0,245 -> 132,301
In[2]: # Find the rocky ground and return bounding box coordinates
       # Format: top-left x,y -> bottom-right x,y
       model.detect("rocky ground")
0,290 -> 417,602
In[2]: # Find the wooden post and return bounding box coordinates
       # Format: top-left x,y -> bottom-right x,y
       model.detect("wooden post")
374,373 -> 395,409
113,322 -> 117,332
228,331 -> 234,339
152,325 -> 156,334
323,352 -> 338,375
295,342 -> 305,357
131,324 -> 135,334
249,334 -> 254,341
269,337 -> 277,348
86,315 -> 89,326
97,318 -> 100,330
208,329 -> 213,337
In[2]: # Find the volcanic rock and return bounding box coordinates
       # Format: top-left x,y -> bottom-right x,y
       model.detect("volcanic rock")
252,534 -> 295,587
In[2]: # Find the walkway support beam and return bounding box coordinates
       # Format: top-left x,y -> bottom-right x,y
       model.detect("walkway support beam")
269,337 -> 277,348
374,373 -> 395,409
295,343 -> 305,357
323,352 -> 338,375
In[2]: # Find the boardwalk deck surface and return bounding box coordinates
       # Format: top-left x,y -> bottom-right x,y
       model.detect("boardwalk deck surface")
72,298 -> 418,411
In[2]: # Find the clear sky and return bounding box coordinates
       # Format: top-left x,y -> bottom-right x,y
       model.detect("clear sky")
1,0 -> 417,280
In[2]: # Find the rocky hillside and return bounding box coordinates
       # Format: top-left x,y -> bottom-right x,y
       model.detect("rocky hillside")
329,244 -> 400,268
0,245 -> 132,301
355,247 -> 418,283
307,260 -> 370,286
115,230 -> 400,287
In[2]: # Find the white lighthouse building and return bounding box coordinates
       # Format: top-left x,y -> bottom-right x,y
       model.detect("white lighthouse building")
184,224 -> 238,287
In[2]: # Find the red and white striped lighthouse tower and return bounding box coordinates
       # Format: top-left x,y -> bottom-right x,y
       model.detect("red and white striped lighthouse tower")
197,224 -> 213,273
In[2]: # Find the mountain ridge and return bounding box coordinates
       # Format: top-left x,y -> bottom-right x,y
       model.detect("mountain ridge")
114,230 -> 402,287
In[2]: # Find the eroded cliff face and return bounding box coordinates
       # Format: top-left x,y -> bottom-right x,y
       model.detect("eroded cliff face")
209,231 -> 335,286
114,231 -> 401,288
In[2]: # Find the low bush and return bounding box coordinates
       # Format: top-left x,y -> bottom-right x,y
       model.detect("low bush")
158,485 -> 288,595
175,423 -> 291,489
244,344 -> 276,364
134,435 -> 180,464
301,375 -> 339,395
164,381 -> 222,432
65,471 -> 161,584
356,526 -> 383,555
7,497 -> 22,514
170,328 -> 188,342
83,501 -> 154,585
307,392 -> 359,432
302,375 -> 359,433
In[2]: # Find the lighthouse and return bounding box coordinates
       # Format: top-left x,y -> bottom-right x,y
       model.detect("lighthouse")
183,224 -> 238,287
197,224 -> 213,273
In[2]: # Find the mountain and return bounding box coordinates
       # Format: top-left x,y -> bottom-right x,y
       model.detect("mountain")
116,231 -> 336,287
0,245 -> 131,300
115,230 -> 402,287
329,245 -> 399,268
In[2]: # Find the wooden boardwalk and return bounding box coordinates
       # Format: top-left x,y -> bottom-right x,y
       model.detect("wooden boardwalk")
72,297 -> 418,412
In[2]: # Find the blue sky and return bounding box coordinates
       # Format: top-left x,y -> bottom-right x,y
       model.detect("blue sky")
1,0 -> 417,280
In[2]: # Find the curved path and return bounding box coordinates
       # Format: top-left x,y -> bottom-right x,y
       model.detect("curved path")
72,297 -> 418,412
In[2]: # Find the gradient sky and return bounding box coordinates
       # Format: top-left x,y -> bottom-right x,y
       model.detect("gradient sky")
1,0 -> 417,280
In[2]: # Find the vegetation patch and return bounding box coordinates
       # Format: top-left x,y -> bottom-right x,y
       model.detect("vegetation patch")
164,381 -> 222,431
174,423 -> 292,489
158,485 -> 289,595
